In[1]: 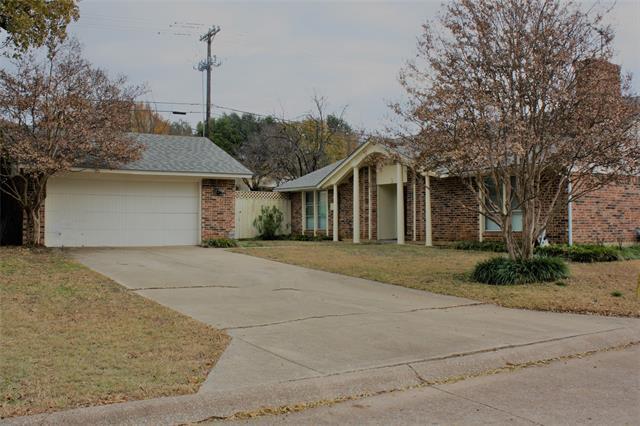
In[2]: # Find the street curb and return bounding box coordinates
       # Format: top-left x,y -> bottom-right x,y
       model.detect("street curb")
4,325 -> 639,426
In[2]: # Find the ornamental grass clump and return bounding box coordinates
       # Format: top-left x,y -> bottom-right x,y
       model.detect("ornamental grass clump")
471,257 -> 568,285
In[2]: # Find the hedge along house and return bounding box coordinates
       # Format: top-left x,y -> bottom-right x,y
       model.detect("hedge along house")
13,133 -> 253,247
276,137 -> 640,246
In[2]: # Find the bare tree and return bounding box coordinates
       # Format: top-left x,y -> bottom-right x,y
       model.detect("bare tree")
276,95 -> 354,179
393,0 -> 639,260
235,122 -> 282,189
0,39 -> 144,245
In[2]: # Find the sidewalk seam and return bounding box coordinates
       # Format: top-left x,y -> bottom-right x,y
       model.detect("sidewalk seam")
431,385 -> 544,425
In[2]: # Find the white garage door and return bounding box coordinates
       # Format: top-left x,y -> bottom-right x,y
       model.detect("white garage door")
45,175 -> 200,247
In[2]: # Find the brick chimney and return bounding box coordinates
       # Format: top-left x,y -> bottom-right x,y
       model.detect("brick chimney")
575,58 -> 621,100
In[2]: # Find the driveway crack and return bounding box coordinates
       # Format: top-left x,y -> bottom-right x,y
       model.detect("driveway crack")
226,302 -> 488,331
431,385 -> 543,425
236,337 -> 324,375
130,284 -> 238,291
226,311 -> 366,330
407,364 -> 428,384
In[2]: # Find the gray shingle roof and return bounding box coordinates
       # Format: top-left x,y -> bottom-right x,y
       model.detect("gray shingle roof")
276,159 -> 344,191
114,133 -> 252,176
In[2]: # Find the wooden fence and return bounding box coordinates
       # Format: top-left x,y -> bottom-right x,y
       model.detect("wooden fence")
234,191 -> 291,239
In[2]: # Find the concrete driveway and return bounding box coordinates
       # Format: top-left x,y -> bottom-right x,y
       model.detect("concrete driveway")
72,246 -> 640,392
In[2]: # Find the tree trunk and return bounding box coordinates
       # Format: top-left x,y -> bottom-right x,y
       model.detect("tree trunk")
23,206 -> 42,247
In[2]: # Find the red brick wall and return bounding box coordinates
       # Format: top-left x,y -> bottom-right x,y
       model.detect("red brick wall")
431,177 -> 479,243
572,177 -> 640,244
338,176 -> 354,239
290,192 -> 303,234
201,179 -> 235,240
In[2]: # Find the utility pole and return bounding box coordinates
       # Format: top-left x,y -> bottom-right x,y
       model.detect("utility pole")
198,26 -> 221,137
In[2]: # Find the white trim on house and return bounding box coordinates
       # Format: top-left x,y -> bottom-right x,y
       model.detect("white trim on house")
333,184 -> 339,241
425,174 -> 433,246
396,162 -> 405,245
70,168 -> 253,179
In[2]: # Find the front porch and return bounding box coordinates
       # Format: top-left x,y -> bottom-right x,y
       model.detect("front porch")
294,141 -> 434,245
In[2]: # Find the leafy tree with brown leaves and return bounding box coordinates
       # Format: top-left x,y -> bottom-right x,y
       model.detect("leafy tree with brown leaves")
130,102 -> 171,135
0,40 -> 144,245
0,0 -> 79,56
393,0 -> 639,260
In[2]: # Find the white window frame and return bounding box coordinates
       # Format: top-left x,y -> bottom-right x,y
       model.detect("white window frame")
483,178 -> 523,232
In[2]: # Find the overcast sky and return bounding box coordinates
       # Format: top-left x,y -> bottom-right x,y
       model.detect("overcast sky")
66,0 -> 640,132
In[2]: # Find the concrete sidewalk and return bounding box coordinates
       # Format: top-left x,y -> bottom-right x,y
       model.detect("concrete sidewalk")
229,344 -> 640,425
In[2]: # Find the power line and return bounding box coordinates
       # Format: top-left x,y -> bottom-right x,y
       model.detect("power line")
139,100 -> 285,120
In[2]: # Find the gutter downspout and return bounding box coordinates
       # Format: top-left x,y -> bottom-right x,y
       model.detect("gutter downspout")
567,181 -> 573,246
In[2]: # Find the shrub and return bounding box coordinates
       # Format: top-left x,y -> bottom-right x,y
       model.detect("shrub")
202,238 -> 238,248
536,244 -> 621,262
619,245 -> 640,260
471,256 -> 568,285
253,206 -> 286,240
289,234 -> 332,242
453,240 -> 506,252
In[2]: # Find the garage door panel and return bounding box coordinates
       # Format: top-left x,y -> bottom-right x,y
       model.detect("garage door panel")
45,176 -> 200,247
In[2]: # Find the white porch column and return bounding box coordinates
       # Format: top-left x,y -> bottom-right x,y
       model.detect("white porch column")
368,166 -> 372,240
396,162 -> 405,245
425,174 -> 433,246
353,166 -> 360,243
333,184 -> 339,241
313,190 -> 318,236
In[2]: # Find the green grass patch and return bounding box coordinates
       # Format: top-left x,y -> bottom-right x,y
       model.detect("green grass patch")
471,256 -> 569,285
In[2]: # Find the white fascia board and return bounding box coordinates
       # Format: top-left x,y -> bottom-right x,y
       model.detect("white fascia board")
317,140 -> 383,188
274,186 -> 318,193
70,168 -> 253,179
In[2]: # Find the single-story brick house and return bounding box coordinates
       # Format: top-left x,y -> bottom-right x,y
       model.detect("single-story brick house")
276,138 -> 639,246
17,133 -> 253,247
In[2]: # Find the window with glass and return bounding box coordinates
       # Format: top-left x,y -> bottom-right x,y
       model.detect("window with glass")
483,177 -> 522,232
305,192 -> 314,230
318,191 -> 327,230
304,191 -> 328,230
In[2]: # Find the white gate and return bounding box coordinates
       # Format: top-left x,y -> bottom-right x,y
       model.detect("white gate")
235,191 -> 291,239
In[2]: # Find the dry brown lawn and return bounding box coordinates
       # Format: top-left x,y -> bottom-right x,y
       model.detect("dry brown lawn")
233,243 -> 640,317
0,247 -> 230,418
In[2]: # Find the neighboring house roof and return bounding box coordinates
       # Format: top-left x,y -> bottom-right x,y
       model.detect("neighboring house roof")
78,133 -> 253,177
276,159 -> 345,192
